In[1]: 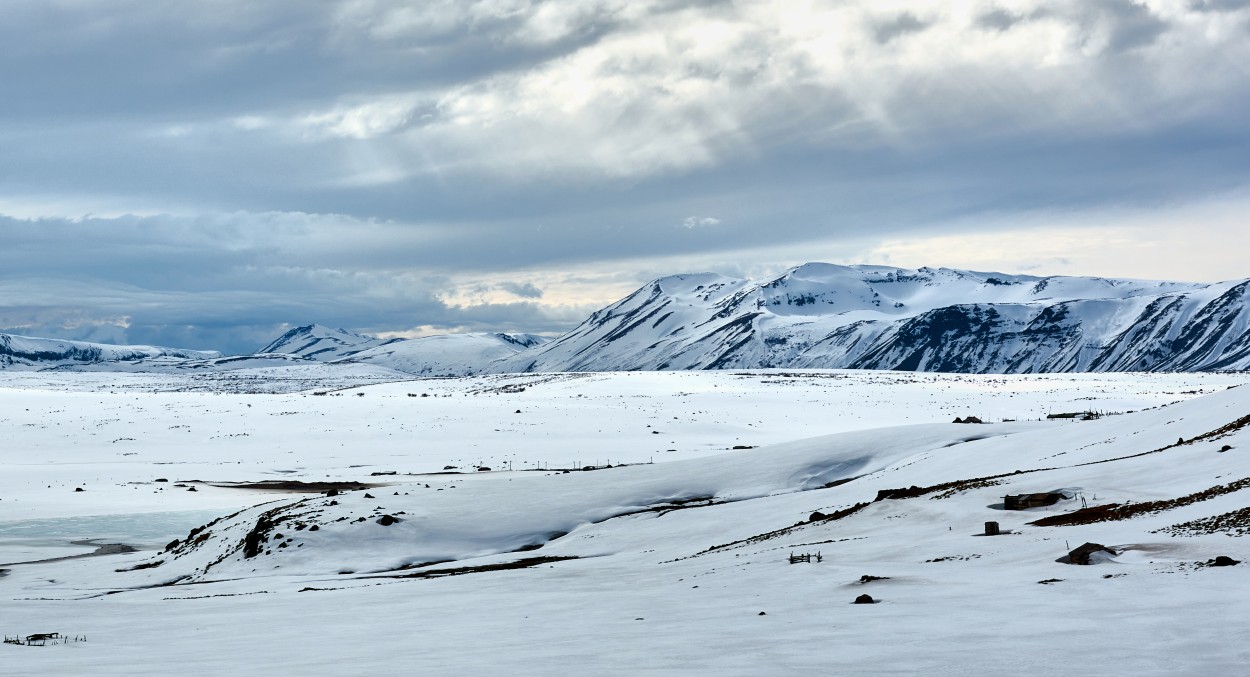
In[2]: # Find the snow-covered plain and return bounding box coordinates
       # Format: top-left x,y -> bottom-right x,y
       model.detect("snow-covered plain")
3,368 -> 1249,674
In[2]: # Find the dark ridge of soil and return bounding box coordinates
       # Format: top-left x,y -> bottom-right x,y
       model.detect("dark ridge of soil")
605,495 -> 722,521
201,480 -> 385,493
695,471 -> 1041,557
691,410 -> 1250,557
1029,476 -> 1250,527
1156,505 -> 1250,537
365,555 -> 579,580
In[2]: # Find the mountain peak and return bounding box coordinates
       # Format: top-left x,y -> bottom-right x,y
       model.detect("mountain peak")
258,324 -> 402,361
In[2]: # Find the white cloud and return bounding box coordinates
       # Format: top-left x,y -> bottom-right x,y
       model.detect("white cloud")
300,94 -> 427,140
681,216 -> 721,228
216,0 -> 1250,185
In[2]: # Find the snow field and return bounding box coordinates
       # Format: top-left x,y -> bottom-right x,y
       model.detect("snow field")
2,369 -> 1249,674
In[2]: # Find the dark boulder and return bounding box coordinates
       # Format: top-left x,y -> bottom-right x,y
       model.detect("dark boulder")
1067,542 -> 1115,565
853,594 -> 875,604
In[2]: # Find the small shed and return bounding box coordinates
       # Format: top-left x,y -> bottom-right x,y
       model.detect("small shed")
1003,492 -> 1066,510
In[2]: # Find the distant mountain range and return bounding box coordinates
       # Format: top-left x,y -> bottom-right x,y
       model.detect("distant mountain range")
4,263 -> 1249,374
0,333 -> 220,370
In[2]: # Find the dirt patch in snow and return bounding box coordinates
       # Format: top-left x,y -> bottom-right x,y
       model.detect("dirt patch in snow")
1028,476 -> 1250,527
364,555 -> 580,580
1155,506 -> 1250,537
199,480 -> 386,493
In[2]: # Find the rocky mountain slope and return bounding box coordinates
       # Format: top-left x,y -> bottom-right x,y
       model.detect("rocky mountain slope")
257,324 -> 404,361
490,263 -> 1250,373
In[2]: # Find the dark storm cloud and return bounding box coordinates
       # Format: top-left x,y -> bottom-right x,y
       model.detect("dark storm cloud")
2,0 -> 1250,352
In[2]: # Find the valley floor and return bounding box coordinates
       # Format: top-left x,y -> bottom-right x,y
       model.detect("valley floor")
2,369 -> 1249,675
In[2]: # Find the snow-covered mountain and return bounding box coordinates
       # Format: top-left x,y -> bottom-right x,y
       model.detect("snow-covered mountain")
258,324 -> 547,375
489,263 -> 1250,373
340,332 -> 548,376
0,332 -> 219,370
5,264 -> 1248,376
257,324 -> 404,361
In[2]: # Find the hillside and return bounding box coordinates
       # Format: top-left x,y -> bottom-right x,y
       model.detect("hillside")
257,324 -> 404,360
340,332 -> 548,376
0,332 -> 219,370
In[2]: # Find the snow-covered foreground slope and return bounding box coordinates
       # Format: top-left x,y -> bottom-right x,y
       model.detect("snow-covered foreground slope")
491,263 -> 1250,373
3,370 -> 1249,675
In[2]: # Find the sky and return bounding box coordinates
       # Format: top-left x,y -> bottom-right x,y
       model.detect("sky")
2,0 -> 1249,354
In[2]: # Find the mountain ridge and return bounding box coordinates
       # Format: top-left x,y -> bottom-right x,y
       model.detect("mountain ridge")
4,263 -> 1248,374
487,264 -> 1250,374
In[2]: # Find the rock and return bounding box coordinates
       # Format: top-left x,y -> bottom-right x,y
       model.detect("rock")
854,594 -> 875,604
1067,542 -> 1116,565
1219,445 -> 1232,452
376,514 -> 399,526
809,511 -> 827,522
758,611 -> 766,616
243,514 -> 275,559
325,489 -> 339,497
74,487 -> 84,492
1211,556 -> 1240,567
363,493 -> 375,499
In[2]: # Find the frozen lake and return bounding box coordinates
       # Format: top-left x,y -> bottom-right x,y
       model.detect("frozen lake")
0,509 -> 227,564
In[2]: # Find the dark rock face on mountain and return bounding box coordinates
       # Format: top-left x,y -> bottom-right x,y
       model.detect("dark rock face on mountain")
489,264 -> 1250,374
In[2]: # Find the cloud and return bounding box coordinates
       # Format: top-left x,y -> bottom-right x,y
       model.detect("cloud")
1187,0 -> 1250,12
871,12 -> 933,43
498,281 -> 545,299
681,216 -> 721,229
976,8 -> 1024,32
0,1 -> 1249,352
